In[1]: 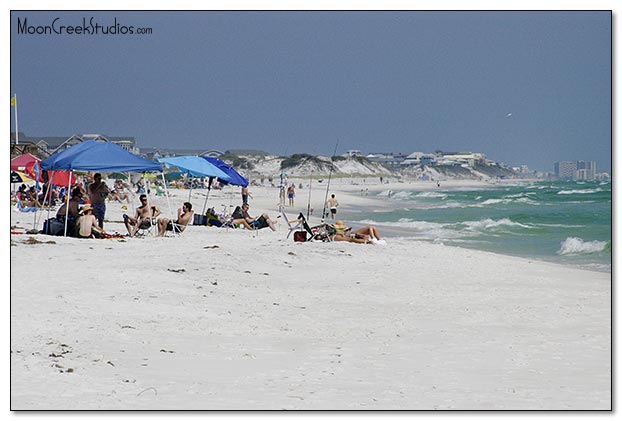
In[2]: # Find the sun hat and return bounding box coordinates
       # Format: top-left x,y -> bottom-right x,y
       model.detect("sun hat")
81,204 -> 94,213
332,220 -> 348,235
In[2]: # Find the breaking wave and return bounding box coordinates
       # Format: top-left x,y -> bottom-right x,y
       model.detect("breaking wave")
557,237 -> 609,255
557,188 -> 602,195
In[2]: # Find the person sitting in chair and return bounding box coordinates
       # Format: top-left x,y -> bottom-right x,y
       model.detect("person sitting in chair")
157,202 -> 194,236
234,203 -> 277,231
56,187 -> 83,236
205,207 -> 254,230
123,194 -> 161,237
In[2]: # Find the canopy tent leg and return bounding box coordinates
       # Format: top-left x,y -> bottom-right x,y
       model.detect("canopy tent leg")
63,173 -> 72,237
201,177 -> 214,216
161,172 -> 174,219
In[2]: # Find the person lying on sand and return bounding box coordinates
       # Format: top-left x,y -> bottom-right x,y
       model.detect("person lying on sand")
157,202 -> 194,236
330,220 -> 386,245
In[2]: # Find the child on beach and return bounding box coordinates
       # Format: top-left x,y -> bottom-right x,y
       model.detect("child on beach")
76,204 -> 106,239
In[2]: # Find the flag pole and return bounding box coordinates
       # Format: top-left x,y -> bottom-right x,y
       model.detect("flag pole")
13,94 -> 19,145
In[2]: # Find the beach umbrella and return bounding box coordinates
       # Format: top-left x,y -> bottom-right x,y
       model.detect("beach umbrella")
200,157 -> 250,214
156,156 -> 231,202
202,157 -> 248,187
109,172 -> 128,180
11,153 -> 39,173
164,171 -> 184,180
156,156 -> 231,181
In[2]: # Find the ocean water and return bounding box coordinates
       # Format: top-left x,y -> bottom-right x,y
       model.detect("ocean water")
351,181 -> 611,273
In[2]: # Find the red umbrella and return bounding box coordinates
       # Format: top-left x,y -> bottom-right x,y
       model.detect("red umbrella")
47,170 -> 77,187
10,153 -> 39,174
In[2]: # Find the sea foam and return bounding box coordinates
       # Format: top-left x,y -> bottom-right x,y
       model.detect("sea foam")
557,188 -> 602,195
463,218 -> 531,231
557,237 -> 609,255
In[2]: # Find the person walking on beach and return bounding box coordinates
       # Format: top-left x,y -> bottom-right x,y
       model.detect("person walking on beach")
287,184 -> 295,207
279,184 -> 286,207
326,194 -> 339,220
87,173 -> 110,229
241,186 -> 250,205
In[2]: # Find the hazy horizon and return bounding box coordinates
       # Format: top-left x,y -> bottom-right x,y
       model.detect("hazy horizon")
10,11 -> 611,173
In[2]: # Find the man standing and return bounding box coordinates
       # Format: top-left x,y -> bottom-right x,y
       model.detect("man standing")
87,173 -> 110,229
287,184 -> 295,207
326,194 -> 339,220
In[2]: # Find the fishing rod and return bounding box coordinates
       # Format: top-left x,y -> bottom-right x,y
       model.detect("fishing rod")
321,139 -> 339,222
306,169 -> 313,220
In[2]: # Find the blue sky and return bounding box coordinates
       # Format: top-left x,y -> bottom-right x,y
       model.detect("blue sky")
10,11 -> 611,172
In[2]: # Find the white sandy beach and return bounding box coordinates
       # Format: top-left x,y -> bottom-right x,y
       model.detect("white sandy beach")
9,179 -> 611,410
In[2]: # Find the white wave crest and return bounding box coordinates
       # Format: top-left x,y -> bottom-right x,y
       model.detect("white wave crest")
479,197 -> 538,206
557,237 -> 608,255
414,191 -> 448,199
480,198 -> 504,205
463,218 -> 531,231
557,188 -> 602,195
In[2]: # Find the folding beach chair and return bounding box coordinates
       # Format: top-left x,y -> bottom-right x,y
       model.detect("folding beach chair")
287,212 -> 333,242
134,217 -> 157,237
162,210 -> 194,237
280,210 -> 304,239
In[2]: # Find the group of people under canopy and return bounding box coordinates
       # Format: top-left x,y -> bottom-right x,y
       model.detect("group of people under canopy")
42,176 -> 384,243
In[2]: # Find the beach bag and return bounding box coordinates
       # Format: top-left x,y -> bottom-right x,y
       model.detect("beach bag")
193,214 -> 207,226
293,231 -> 307,242
42,218 -> 64,236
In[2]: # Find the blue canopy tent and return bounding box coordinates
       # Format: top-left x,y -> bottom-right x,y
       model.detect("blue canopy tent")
40,139 -> 162,172
202,157 -> 248,187
156,156 -> 231,212
200,156 -> 249,216
156,156 -> 231,181
40,139 -> 163,236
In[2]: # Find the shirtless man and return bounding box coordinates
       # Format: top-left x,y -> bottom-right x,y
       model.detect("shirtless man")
56,187 -> 83,220
238,203 -> 277,231
157,202 -> 194,236
76,205 -> 105,239
123,194 -> 161,237
87,173 -> 110,228
326,194 -> 339,220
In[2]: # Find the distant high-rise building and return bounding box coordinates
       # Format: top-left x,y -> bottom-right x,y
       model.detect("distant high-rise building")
576,160 -> 596,180
554,161 -> 577,180
554,160 -> 596,180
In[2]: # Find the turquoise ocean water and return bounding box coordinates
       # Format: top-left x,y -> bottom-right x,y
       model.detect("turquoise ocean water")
351,181 -> 611,273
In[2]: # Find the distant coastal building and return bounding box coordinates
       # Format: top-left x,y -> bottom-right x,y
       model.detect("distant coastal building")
366,152 -> 409,168
435,151 -> 487,167
554,160 -> 596,181
401,152 -> 436,167
10,132 -> 138,159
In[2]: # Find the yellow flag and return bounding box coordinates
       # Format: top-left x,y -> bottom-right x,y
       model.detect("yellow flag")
10,97 -> 15,106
